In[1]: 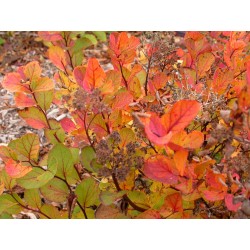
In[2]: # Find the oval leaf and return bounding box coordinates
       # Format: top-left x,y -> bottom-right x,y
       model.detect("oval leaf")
5,159 -> 32,178
19,107 -> 48,129
143,155 -> 178,184
75,178 -> 100,209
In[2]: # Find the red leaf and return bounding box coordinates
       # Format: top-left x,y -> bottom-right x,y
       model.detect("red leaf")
14,92 -> 36,107
82,58 -> 106,92
73,65 -> 86,87
144,113 -> 173,145
38,31 -> 63,41
203,169 -> 228,201
18,107 -> 49,129
143,155 -> 178,184
60,117 -> 76,133
225,194 -> 242,212
5,158 -> 32,178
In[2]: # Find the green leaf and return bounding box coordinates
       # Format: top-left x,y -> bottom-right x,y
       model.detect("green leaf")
0,146 -> 18,161
75,178 -> 100,209
0,212 -> 13,219
34,90 -> 54,111
71,51 -> 83,67
0,169 -> 17,190
24,189 -> 42,209
40,204 -> 64,219
100,191 -> 127,205
45,119 -> 65,145
0,37 -> 5,46
48,143 -> 79,184
17,157 -> 57,189
70,148 -> 80,164
24,61 -> 41,82
0,194 -> 22,215
127,191 -> 150,209
80,146 -> 96,172
93,32 -> 107,42
40,178 -> 69,203
8,133 -> 40,163
19,107 -> 48,129
73,35 -> 97,53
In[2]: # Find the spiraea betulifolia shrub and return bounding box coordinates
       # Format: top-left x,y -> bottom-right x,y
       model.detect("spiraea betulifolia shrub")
0,31 -> 250,219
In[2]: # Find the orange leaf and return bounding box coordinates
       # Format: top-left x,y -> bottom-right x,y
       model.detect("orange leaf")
170,130 -> 204,149
173,150 -> 188,176
211,69 -> 234,95
82,58 -> 106,92
197,52 -> 215,78
112,91 -> 133,110
47,46 -> 67,71
203,189 -> 227,201
238,89 -> 250,113
2,72 -> 29,93
5,159 -> 32,179
24,61 -> 41,82
246,61 -> 250,87
143,155 -> 178,184
184,32 -> 211,61
224,39 -> 246,68
30,77 -> 54,92
160,192 -> 183,217
148,72 -> 168,93
206,169 -> 227,190
163,100 -> 201,132
144,100 -> 201,145
99,79 -> 114,96
136,210 -> 161,219
109,32 -> 140,66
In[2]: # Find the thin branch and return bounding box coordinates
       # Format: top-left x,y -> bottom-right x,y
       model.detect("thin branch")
76,201 -> 88,219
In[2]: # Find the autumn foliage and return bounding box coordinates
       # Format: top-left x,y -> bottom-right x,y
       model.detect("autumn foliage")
0,31 -> 250,219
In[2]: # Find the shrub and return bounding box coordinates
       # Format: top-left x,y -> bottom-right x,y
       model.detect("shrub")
0,31 -> 250,219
